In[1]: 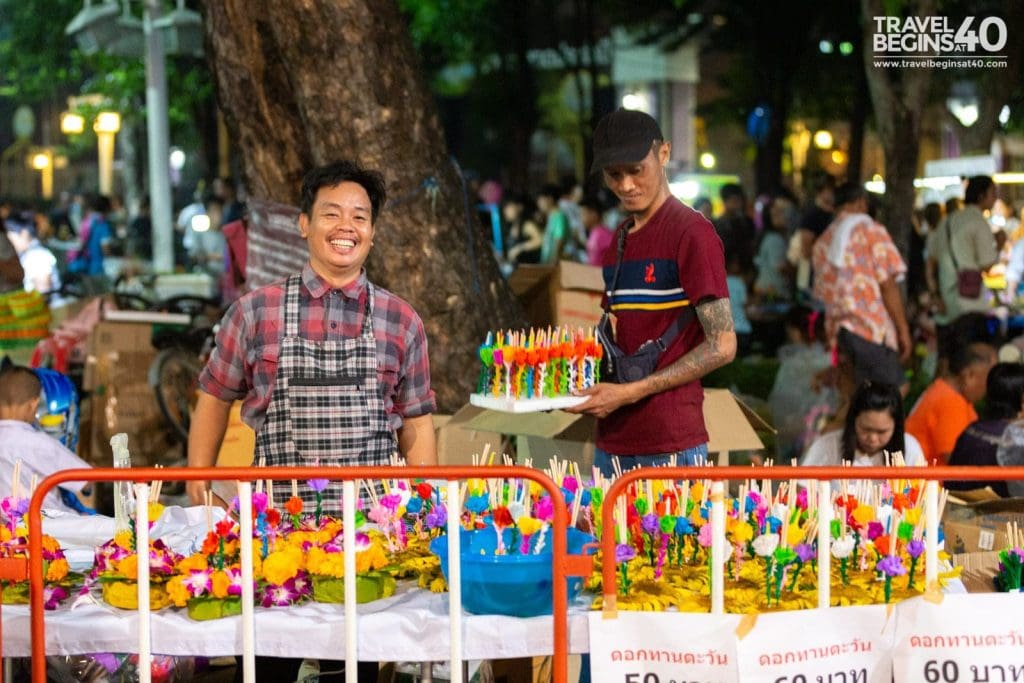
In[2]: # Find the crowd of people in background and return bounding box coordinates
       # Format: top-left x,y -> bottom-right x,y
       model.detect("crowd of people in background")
0,176 -> 246,302
480,168 -> 1024,497
6,165 -> 1024,498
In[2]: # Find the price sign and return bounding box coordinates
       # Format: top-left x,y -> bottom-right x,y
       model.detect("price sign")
893,594 -> 1024,683
735,605 -> 895,683
588,612 -> 740,683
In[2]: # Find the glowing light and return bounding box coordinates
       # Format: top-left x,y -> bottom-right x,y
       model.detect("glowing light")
169,148 -> 186,171
669,180 -> 701,201
621,92 -> 650,113
30,153 -> 51,170
813,130 -> 833,149
819,40 -> 834,54
699,152 -> 716,170
830,150 -> 847,165
60,112 -> 85,135
190,214 -> 211,233
94,111 -> 121,134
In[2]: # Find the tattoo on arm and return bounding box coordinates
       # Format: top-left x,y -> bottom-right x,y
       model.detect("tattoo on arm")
641,298 -> 736,396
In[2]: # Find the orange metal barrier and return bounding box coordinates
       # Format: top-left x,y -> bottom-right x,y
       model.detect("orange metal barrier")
24,465 -> 592,683
599,465 -> 1024,611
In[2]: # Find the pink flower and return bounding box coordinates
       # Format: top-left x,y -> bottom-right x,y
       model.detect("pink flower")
533,496 -> 554,523
697,521 -> 714,548
183,569 -> 213,597
252,492 -> 269,513
43,585 -> 68,610
226,567 -> 244,596
261,580 -> 301,607
381,494 -> 402,512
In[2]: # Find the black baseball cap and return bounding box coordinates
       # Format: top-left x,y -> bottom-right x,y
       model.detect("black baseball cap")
590,108 -> 664,174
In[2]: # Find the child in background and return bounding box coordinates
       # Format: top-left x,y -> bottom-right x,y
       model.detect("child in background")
0,364 -> 93,513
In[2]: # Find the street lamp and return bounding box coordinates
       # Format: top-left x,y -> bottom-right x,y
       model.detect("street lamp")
29,149 -> 54,199
65,0 -> 203,273
94,111 -> 121,196
60,112 -> 86,135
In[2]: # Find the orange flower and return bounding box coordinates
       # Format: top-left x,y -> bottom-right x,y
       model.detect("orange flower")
285,496 -> 304,516
177,554 -> 209,573
201,532 -> 219,556
874,535 -> 891,556
45,558 -> 70,582
116,555 -> 139,580
211,571 -> 230,598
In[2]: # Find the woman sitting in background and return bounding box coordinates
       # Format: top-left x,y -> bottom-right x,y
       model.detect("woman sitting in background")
801,381 -> 925,469
947,362 -> 1024,497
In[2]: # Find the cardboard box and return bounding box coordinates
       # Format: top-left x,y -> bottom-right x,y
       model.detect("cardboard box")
437,389 -> 770,468
950,551 -> 1002,593
942,498 -> 1024,554
508,261 -> 604,328
434,406 -> 507,466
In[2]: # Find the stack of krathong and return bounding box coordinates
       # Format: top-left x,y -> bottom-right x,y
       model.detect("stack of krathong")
470,327 -> 603,412
588,459 -> 962,612
92,485 -> 182,611
0,466 -> 75,610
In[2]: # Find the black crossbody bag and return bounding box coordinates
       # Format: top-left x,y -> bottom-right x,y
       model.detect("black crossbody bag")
596,224 -> 694,383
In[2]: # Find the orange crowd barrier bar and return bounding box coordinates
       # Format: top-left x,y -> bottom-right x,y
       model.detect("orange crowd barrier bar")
27,465 -> 592,683
599,465 -> 1024,611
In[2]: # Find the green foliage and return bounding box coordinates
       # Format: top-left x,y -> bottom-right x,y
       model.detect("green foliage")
0,0 -> 83,101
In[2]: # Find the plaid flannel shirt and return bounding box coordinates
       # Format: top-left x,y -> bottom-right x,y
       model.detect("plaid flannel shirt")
199,263 -> 436,433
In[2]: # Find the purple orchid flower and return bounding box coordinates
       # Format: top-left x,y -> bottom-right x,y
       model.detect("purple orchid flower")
226,567 -> 244,597
906,539 -> 926,559
291,572 -> 312,597
43,585 -> 68,610
183,569 -> 213,598
425,504 -> 447,529
615,543 -> 636,563
794,543 -> 816,563
307,478 -> 330,494
261,583 -> 299,607
641,513 -> 659,535
877,555 -> 907,577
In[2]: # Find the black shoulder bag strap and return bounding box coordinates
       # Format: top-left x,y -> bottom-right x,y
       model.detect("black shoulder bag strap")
600,221 -> 696,353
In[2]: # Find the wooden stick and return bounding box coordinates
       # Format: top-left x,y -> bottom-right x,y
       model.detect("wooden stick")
12,460 -> 21,499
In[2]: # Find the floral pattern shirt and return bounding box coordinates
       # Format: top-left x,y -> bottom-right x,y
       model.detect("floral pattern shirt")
812,214 -> 906,349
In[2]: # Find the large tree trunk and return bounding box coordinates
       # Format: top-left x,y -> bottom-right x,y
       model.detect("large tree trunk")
861,0 -> 935,258
201,0 -> 524,413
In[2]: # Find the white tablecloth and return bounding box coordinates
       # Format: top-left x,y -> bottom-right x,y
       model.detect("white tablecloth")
3,587 -> 593,659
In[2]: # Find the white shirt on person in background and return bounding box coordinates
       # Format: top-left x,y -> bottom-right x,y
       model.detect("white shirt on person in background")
0,420 -> 91,514
801,429 -> 925,468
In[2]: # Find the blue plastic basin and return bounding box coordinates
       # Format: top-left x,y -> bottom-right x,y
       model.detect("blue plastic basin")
430,526 -> 595,617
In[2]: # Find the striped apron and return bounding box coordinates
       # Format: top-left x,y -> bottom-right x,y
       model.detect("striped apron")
254,275 -> 396,513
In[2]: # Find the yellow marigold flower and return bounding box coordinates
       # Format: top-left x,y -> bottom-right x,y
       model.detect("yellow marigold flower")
429,576 -> 447,593
903,508 -> 921,526
177,554 -> 209,573
357,544 -> 389,573
851,505 -> 874,525
731,521 -> 754,544
147,502 -> 165,521
306,546 -> 327,575
41,535 -> 60,553
262,550 -> 300,586
211,571 -> 230,599
786,523 -> 804,548
45,558 -> 69,582
516,517 -> 543,537
0,527 -> 11,542
222,540 -> 239,558
166,576 -> 190,607
250,553 -> 262,576
690,481 -> 704,502
117,555 -> 139,580
114,530 -> 134,550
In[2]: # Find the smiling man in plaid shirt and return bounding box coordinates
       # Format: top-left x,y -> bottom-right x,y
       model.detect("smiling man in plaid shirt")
187,160 -> 437,510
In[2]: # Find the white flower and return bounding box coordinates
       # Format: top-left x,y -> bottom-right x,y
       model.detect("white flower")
507,502 -> 527,522
875,504 -> 892,529
771,503 -> 789,524
831,535 -> 855,559
752,533 -> 779,557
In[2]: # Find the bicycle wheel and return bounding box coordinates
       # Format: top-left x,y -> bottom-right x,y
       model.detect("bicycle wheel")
148,347 -> 203,444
